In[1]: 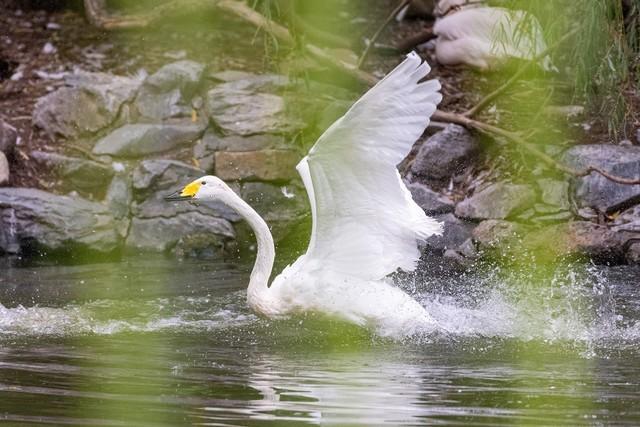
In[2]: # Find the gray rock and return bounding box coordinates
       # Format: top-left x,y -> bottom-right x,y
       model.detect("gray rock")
146,60 -> 204,93
472,219 -> 524,251
105,172 -> 132,239
192,131 -> 286,173
206,81 -> 304,136
33,71 -> 142,139
411,124 -> 478,182
537,178 -> 570,210
126,212 -> 234,253
525,221 -> 624,263
455,182 -> 535,219
407,182 -> 454,214
0,188 -> 120,255
93,123 -> 204,157
211,73 -> 289,92
173,232 -> 231,259
214,150 -> 300,181
135,88 -> 185,121
241,182 -> 308,223
131,159 -> 239,221
0,120 -> 17,153
563,145 -> 640,213
0,152 -> 9,185
424,213 -> 475,254
135,60 -> 204,120
612,204 -> 640,232
208,70 -> 255,82
30,151 -> 114,198
627,242 -> 640,264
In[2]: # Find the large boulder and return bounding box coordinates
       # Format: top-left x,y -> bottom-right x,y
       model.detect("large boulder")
127,213 -> 234,253
410,124 -> 478,183
537,178 -> 570,210
135,60 -> 204,120
92,123 -> 205,157
33,71 -> 142,139
407,182 -> 454,214
131,159 -> 238,220
127,159 -> 238,254
215,150 -> 300,182
206,76 -> 304,136
455,182 -> 535,219
423,213 -> 475,254
192,131 -> 287,173
524,221 -> 625,263
472,219 -> 524,251
30,151 -> 115,198
0,120 -> 17,153
0,188 -> 120,255
563,145 -> 640,213
240,182 -> 308,224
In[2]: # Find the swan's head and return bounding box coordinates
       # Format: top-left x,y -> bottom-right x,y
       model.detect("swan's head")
164,175 -> 230,202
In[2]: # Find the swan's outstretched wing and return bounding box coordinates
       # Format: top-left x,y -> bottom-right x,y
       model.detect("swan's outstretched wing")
298,52 -> 443,280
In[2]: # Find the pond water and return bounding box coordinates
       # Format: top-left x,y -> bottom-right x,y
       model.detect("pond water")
0,256 -> 639,425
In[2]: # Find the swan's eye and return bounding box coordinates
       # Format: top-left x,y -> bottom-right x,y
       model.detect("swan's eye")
201,181 -> 207,185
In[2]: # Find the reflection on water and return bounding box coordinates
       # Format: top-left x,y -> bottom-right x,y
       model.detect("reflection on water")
0,256 -> 639,425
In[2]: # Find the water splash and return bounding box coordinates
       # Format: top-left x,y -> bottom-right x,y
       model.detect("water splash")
0,261 -> 638,355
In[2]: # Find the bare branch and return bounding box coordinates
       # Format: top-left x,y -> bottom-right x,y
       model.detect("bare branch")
357,0 -> 411,69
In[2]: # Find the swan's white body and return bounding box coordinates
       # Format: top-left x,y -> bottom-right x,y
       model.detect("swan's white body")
434,0 -> 554,71
168,53 -> 443,337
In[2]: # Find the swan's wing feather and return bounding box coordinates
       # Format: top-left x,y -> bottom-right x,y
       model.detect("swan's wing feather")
300,52 -> 443,280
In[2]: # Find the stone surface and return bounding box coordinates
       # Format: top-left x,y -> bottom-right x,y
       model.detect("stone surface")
240,182 -> 308,223
472,219 -> 523,251
0,152 -> 9,185
30,151 -> 114,198
424,213 -> 475,254
0,188 -> 120,255
105,172 -> 132,239
411,124 -> 478,182
131,159 -> 239,221
93,123 -> 204,157
206,79 -> 304,136
146,60 -> 204,92
455,182 -> 535,219
215,150 -> 300,181
627,242 -> 640,264
524,221 -> 625,263
192,131 -> 286,173
537,178 -> 570,210
563,145 -> 640,213
407,182 -> 454,214
33,71 -> 142,139
612,205 -> 640,232
0,120 -> 17,153
126,212 -> 234,253
135,60 -> 204,120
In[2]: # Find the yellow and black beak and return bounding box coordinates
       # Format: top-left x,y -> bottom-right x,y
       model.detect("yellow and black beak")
164,181 -> 201,202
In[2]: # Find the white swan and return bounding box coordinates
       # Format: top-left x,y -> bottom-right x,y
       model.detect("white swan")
166,53 -> 443,337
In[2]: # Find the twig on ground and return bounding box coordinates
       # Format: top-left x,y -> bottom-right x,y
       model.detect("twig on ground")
357,0 -> 411,69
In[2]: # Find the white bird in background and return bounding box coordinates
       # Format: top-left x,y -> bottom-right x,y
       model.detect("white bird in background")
166,53 -> 443,337
434,0 -> 555,71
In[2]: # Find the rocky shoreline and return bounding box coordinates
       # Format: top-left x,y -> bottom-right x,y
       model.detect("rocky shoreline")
1,60 -> 639,266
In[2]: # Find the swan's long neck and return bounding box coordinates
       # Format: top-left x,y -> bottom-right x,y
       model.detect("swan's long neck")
221,190 -> 275,308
